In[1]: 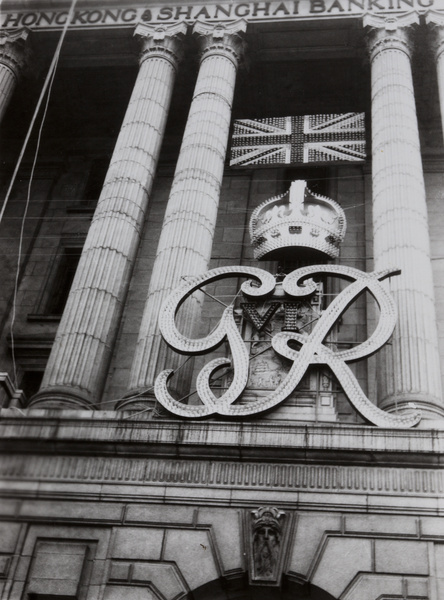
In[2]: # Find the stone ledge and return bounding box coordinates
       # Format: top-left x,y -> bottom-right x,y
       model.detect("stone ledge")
0,454 -> 442,499
0,409 -> 443,466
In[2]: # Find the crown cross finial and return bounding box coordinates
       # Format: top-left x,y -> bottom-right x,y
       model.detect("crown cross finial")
289,180 -> 306,208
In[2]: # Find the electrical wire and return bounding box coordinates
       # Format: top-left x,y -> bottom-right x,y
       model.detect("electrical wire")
0,0 -> 78,227
7,0 -> 78,386
0,14 -> 422,407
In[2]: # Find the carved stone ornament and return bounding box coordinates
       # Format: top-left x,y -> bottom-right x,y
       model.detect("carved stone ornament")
249,507 -> 286,585
0,28 -> 31,77
364,13 -> 419,60
193,19 -> 247,66
425,10 -> 444,61
154,265 -> 422,427
135,21 -> 188,68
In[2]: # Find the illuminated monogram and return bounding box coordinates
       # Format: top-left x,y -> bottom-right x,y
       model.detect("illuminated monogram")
155,264 -> 421,428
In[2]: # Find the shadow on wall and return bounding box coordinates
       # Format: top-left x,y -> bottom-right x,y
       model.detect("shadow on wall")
191,575 -> 338,600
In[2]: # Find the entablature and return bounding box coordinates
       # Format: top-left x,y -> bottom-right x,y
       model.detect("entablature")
0,409 -> 443,467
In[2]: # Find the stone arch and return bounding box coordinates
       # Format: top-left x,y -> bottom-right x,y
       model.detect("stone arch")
191,575 -> 338,600
103,585 -> 159,600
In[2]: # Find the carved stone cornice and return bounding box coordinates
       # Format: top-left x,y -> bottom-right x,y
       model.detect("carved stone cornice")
1,412 -> 443,466
134,21 -> 188,70
363,13 -> 419,61
193,19 -> 247,67
0,28 -> 30,78
425,10 -> 444,61
0,453 -> 442,501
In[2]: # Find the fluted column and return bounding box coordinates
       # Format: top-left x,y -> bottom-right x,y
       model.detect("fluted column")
125,20 -> 247,407
0,29 -> 30,122
365,14 -> 444,419
31,22 -> 187,409
426,11 -> 444,141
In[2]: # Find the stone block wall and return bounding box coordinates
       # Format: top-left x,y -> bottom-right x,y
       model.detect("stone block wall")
0,473 -> 442,600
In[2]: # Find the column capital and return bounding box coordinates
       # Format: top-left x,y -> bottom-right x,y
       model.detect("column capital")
364,13 -> 419,60
193,19 -> 247,67
134,21 -> 188,69
425,10 -> 444,61
425,8 -> 444,27
0,28 -> 31,79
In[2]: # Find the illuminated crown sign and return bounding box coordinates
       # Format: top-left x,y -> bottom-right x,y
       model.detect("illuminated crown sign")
250,180 -> 346,261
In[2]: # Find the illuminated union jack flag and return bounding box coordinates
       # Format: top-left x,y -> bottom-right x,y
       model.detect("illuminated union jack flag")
230,112 -> 366,167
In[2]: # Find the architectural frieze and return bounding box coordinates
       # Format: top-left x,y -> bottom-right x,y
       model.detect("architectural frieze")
0,454 -> 442,498
1,1 -> 442,30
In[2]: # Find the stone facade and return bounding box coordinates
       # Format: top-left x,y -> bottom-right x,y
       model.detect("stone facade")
0,2 -> 443,599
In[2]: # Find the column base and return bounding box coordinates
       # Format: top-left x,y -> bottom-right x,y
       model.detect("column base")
0,372 -> 26,409
115,390 -> 158,415
29,388 -> 95,410
379,394 -> 444,421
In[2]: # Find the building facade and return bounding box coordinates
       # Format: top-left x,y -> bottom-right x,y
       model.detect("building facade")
0,1 -> 444,599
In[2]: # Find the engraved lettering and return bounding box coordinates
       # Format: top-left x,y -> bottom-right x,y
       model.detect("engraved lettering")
272,2 -> 291,15
121,8 -> 137,22
55,12 -> 68,24
348,0 -> 365,9
367,0 -> 385,9
310,0 -> 326,12
194,6 -> 212,19
2,0 -> 428,31
175,6 -> 193,19
253,2 -> 271,16
158,7 -> 174,20
2,13 -> 22,27
214,4 -> 233,17
36,12 -> 56,26
101,9 -> 122,23
87,10 -> 103,24
21,13 -> 38,26
328,0 -> 345,10
72,10 -> 88,24
234,3 -> 251,16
